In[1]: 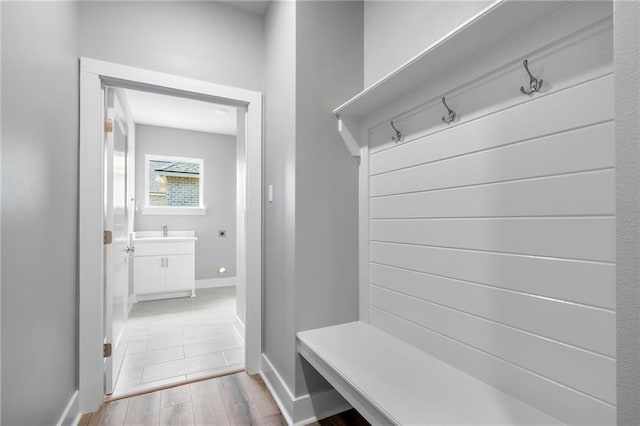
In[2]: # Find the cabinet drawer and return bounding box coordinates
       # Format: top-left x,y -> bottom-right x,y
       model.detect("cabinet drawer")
134,242 -> 195,256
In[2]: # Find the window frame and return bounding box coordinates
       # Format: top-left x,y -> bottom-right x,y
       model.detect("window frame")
142,153 -> 206,215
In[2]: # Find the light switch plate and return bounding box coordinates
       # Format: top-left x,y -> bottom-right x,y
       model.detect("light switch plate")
268,185 -> 273,203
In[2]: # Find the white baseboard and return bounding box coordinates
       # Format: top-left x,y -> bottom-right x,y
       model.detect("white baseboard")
71,413 -> 82,426
234,314 -> 245,343
128,294 -> 136,310
56,390 -> 79,426
195,277 -> 236,289
260,354 -> 351,426
292,388 -> 352,426
135,290 -> 191,302
260,355 -> 295,425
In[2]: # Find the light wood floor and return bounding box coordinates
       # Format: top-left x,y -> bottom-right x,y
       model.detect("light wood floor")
82,371 -> 369,426
84,372 -> 285,426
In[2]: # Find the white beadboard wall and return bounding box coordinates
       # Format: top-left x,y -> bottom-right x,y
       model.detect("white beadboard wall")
363,6 -> 614,426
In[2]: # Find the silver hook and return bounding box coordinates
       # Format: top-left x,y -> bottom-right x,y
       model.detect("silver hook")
390,120 -> 403,143
520,59 -> 543,96
441,97 -> 456,124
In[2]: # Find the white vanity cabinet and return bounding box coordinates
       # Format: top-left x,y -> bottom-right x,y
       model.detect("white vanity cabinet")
132,231 -> 197,300
133,256 -> 165,295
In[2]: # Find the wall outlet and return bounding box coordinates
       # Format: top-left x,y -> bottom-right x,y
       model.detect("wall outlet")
219,230 -> 226,237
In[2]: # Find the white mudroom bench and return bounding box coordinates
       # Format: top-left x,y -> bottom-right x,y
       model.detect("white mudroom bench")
297,322 -> 559,425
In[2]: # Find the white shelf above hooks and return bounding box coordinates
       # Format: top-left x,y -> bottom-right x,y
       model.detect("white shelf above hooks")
333,0 -> 577,157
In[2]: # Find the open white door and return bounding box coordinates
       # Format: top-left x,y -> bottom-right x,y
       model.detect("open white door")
104,87 -> 130,395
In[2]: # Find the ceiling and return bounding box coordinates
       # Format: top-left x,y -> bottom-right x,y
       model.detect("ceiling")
123,89 -> 237,136
223,1 -> 271,16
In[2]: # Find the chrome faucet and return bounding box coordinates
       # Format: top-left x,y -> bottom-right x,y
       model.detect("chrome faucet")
162,224 -> 168,238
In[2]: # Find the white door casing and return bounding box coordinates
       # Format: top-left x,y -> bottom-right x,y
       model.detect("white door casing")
79,58 -> 263,413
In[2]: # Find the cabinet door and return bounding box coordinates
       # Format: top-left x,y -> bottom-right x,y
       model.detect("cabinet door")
164,255 -> 193,292
133,256 -> 164,295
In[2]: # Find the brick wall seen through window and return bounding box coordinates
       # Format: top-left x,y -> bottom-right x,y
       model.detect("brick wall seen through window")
147,157 -> 202,207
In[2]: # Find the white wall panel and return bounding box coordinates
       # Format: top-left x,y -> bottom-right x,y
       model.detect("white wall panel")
370,75 -> 613,173
370,285 -> 614,403
370,264 -> 615,357
370,241 -> 614,309
370,308 -> 616,426
365,17 -> 615,424
371,217 -> 614,262
371,121 -> 613,197
370,169 -> 614,219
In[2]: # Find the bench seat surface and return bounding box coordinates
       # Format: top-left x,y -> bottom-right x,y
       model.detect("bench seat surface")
297,321 -> 562,425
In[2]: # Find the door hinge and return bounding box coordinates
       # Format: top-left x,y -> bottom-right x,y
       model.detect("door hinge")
104,230 -> 113,245
104,118 -> 113,133
103,343 -> 112,358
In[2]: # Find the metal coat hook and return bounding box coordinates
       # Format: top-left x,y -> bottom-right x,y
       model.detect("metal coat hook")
520,59 -> 543,96
390,120 -> 403,143
441,97 -> 456,124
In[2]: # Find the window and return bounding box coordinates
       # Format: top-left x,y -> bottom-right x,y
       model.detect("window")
143,154 -> 205,215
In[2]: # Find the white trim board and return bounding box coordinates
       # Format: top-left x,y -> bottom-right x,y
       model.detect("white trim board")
195,277 -> 236,289
79,58 -> 263,414
55,391 -> 79,426
260,355 -> 351,426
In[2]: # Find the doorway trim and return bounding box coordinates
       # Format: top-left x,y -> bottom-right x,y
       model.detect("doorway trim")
78,58 -> 263,413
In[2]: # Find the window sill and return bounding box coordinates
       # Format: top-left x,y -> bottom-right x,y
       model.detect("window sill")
141,207 -> 207,216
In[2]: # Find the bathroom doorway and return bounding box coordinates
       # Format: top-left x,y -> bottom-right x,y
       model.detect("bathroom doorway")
79,58 -> 262,413
103,86 -> 249,397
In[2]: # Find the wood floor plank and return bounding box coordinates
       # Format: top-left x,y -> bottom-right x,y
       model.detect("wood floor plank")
264,413 -> 287,426
217,373 -> 265,425
160,385 -> 192,408
159,401 -> 195,426
240,373 -> 281,417
124,392 -> 161,426
190,377 -> 231,426
102,372 -> 283,426
78,413 -> 93,426
88,399 -> 129,426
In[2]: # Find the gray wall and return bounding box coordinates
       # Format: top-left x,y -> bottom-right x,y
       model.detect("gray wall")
1,2 -> 79,424
294,0 -> 362,396
263,0 -> 363,404
615,1 -> 640,424
135,125 -> 237,280
79,1 -> 265,92
263,0 -> 298,393
363,0 -> 491,87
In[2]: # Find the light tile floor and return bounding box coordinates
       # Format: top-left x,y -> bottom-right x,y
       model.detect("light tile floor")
113,286 -> 244,396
